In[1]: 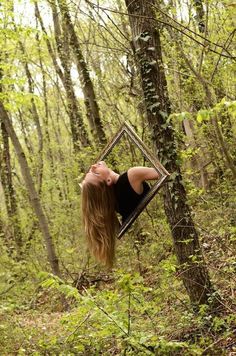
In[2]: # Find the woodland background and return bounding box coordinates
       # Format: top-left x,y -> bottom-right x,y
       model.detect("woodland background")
0,0 -> 235,355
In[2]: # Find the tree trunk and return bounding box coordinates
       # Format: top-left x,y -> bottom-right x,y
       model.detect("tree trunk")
174,36 -> 236,181
0,122 -> 23,255
35,1 -> 90,151
0,56 -> 23,256
18,39 -> 44,194
182,118 -> 209,189
193,0 -> 205,33
0,124 -> 22,254
56,0 -> 107,146
0,102 -> 61,277
125,0 -> 216,306
17,109 -> 35,159
35,31 -> 65,199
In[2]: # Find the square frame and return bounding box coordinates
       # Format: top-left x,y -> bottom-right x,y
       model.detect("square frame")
95,122 -> 170,239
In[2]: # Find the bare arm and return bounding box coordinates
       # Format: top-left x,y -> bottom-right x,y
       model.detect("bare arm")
127,167 -> 160,194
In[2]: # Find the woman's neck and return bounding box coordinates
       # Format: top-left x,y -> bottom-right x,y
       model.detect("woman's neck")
110,171 -> 120,184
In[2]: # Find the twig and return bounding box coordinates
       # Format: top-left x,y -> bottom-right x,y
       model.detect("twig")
211,29 -> 236,81
0,284 -> 15,296
82,287 -> 129,335
84,0 -> 235,59
202,329 -> 236,354
65,312 -> 92,341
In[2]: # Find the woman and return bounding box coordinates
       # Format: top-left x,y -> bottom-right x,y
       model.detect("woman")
81,161 -> 159,267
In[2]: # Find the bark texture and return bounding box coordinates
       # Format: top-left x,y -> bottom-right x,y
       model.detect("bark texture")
35,1 -> 90,151
0,122 -> 23,254
125,0 -> 215,306
0,102 -> 60,277
56,0 -> 106,145
18,39 -> 44,193
193,0 -> 205,33
0,60 -> 22,255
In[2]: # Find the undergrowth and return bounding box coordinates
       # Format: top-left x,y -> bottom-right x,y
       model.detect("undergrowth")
0,186 -> 236,355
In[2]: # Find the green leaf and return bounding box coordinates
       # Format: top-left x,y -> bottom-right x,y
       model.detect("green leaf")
196,109 -> 211,123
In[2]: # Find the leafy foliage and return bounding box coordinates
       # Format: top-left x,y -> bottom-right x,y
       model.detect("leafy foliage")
0,0 -> 235,354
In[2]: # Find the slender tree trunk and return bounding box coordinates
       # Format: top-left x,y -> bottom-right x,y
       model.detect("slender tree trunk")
174,37 -> 236,181
51,1 -> 90,151
17,109 -> 35,159
35,32 -> 55,194
0,102 -> 60,277
0,57 -> 23,256
125,0 -> 216,306
165,3 -> 236,183
35,31 -> 65,200
35,1 -> 90,151
0,122 -> 23,255
182,118 -> 209,189
193,0 -> 205,33
17,39 -> 44,194
56,0 -> 107,145
167,0 -> 210,189
0,179 -> 10,250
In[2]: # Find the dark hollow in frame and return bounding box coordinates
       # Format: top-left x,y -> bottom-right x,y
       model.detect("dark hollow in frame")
95,122 -> 170,239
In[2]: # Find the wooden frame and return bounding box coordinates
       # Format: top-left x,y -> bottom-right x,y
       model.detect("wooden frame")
95,122 -> 170,239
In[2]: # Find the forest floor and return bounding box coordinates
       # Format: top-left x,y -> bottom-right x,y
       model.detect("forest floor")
1,189 -> 236,355
0,269 -> 236,355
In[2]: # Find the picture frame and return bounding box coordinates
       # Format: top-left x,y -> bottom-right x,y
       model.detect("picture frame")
94,122 -> 170,239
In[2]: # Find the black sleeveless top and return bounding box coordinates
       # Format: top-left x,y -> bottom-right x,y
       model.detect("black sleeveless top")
114,172 -> 150,223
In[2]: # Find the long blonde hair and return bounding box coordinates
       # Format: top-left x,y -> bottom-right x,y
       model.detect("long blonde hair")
81,180 -> 119,268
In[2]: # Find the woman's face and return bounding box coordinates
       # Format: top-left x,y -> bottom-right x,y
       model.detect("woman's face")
83,161 -> 110,185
